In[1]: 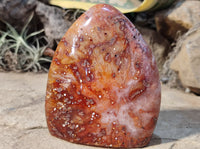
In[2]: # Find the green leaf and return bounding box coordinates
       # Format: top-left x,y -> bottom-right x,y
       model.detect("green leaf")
25,29 -> 44,40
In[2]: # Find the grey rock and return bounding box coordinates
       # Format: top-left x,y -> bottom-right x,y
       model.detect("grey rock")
0,0 -> 37,31
170,23 -> 200,94
155,0 -> 200,41
35,2 -> 72,45
0,1 -> 71,47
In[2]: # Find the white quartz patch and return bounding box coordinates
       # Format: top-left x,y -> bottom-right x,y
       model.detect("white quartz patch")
113,79 -> 138,103
101,103 -> 137,135
52,73 -> 76,89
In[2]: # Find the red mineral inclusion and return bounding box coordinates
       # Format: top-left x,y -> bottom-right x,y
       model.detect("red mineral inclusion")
45,4 -> 161,148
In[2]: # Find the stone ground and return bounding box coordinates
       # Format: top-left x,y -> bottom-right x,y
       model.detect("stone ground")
0,73 -> 199,149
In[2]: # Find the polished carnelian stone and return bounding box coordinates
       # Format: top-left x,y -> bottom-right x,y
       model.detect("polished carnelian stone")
45,4 -> 161,148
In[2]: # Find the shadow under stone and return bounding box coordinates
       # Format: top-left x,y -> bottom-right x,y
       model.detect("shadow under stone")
148,109 -> 200,146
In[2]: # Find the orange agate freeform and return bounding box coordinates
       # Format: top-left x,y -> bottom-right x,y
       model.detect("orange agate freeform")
45,4 -> 161,148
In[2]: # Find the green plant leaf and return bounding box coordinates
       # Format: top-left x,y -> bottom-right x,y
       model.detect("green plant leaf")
20,13 -> 34,36
25,29 -> 44,40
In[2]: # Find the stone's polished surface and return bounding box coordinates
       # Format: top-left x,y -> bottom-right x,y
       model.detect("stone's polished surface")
45,4 -> 161,148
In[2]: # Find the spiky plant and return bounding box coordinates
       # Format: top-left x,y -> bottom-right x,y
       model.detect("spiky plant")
0,13 -> 52,72
64,9 -> 85,22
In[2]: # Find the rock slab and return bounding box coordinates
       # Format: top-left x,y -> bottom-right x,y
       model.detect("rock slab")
0,73 -> 200,149
170,23 -> 200,94
155,1 -> 200,40
35,2 -> 72,44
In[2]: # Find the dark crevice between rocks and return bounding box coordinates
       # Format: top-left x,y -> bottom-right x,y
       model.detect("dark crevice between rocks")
0,0 -> 37,32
